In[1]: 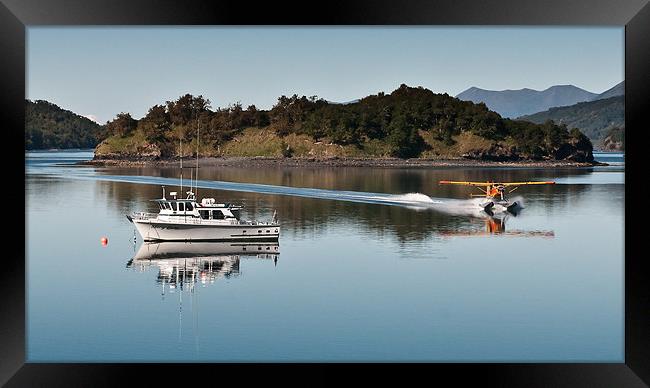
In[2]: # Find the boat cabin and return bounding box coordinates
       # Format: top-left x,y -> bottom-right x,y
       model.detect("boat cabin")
152,198 -> 241,221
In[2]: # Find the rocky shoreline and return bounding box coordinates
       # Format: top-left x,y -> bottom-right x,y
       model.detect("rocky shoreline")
83,156 -> 607,168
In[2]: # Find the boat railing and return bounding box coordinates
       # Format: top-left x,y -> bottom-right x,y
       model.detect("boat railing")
132,212 -> 159,220
131,212 -> 280,226
239,220 -> 280,226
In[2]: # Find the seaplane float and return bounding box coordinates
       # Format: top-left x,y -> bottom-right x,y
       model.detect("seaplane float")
438,180 -> 555,215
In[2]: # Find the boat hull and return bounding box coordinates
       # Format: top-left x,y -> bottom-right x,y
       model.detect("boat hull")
132,219 -> 280,242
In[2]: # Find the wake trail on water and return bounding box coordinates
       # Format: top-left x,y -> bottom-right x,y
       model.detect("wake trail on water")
41,171 -> 497,215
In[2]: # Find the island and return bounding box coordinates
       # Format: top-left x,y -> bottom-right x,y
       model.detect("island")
29,84 -> 601,167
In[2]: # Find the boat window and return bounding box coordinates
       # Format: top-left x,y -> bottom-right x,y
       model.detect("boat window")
158,203 -> 164,210
199,210 -> 209,219
165,203 -> 172,210
212,210 -> 225,220
178,202 -> 185,212
171,202 -> 177,211
186,202 -> 193,211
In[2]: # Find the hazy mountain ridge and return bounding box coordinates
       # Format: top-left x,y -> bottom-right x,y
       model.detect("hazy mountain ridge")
456,85 -> 597,118
593,81 -> 624,100
325,99 -> 361,105
456,81 -> 624,119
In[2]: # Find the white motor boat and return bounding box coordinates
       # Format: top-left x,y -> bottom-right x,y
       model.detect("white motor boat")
127,188 -> 280,242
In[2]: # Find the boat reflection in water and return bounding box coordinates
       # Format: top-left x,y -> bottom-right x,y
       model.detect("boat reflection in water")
127,241 -> 279,291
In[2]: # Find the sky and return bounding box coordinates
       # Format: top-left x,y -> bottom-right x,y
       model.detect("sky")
27,27 -> 624,124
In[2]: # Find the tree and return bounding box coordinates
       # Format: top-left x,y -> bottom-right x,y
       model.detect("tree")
386,113 -> 424,158
106,112 -> 137,137
166,94 -> 211,126
542,120 -> 568,151
569,127 -> 593,152
138,104 -> 170,142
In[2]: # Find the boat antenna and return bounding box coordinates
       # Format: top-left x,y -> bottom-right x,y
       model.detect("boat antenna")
196,112 -> 199,198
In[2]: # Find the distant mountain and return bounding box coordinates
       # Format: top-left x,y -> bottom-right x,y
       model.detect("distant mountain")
456,85 -> 598,118
518,95 -> 624,143
26,100 -> 107,150
326,99 -> 360,105
592,81 -> 624,101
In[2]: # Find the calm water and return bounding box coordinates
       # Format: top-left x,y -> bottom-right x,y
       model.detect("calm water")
26,150 -> 624,362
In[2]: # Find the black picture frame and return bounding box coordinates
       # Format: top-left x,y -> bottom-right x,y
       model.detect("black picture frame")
3,0 -> 648,386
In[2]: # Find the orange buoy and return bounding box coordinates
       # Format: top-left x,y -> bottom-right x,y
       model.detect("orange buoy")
101,237 -> 108,246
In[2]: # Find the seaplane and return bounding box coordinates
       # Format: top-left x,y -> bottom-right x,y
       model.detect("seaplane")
438,180 -> 555,214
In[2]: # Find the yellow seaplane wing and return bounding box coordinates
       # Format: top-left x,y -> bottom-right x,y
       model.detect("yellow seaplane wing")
439,180 -> 555,187
439,181 -> 494,186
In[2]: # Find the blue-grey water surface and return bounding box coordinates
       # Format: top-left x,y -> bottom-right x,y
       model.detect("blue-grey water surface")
26,150 -> 624,362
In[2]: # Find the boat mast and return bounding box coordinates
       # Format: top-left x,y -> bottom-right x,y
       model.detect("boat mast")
196,112 -> 199,198
180,135 -> 183,198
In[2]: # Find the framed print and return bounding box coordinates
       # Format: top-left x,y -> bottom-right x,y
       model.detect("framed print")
3,0 -> 649,385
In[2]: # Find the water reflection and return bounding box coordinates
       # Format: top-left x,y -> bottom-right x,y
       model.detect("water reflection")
127,242 -> 280,291
439,213 -> 555,238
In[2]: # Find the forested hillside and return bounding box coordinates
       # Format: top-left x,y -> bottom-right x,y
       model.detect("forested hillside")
26,100 -> 107,150
518,96 -> 624,143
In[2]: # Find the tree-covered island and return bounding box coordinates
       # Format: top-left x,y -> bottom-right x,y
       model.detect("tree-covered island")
31,84 -> 596,163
